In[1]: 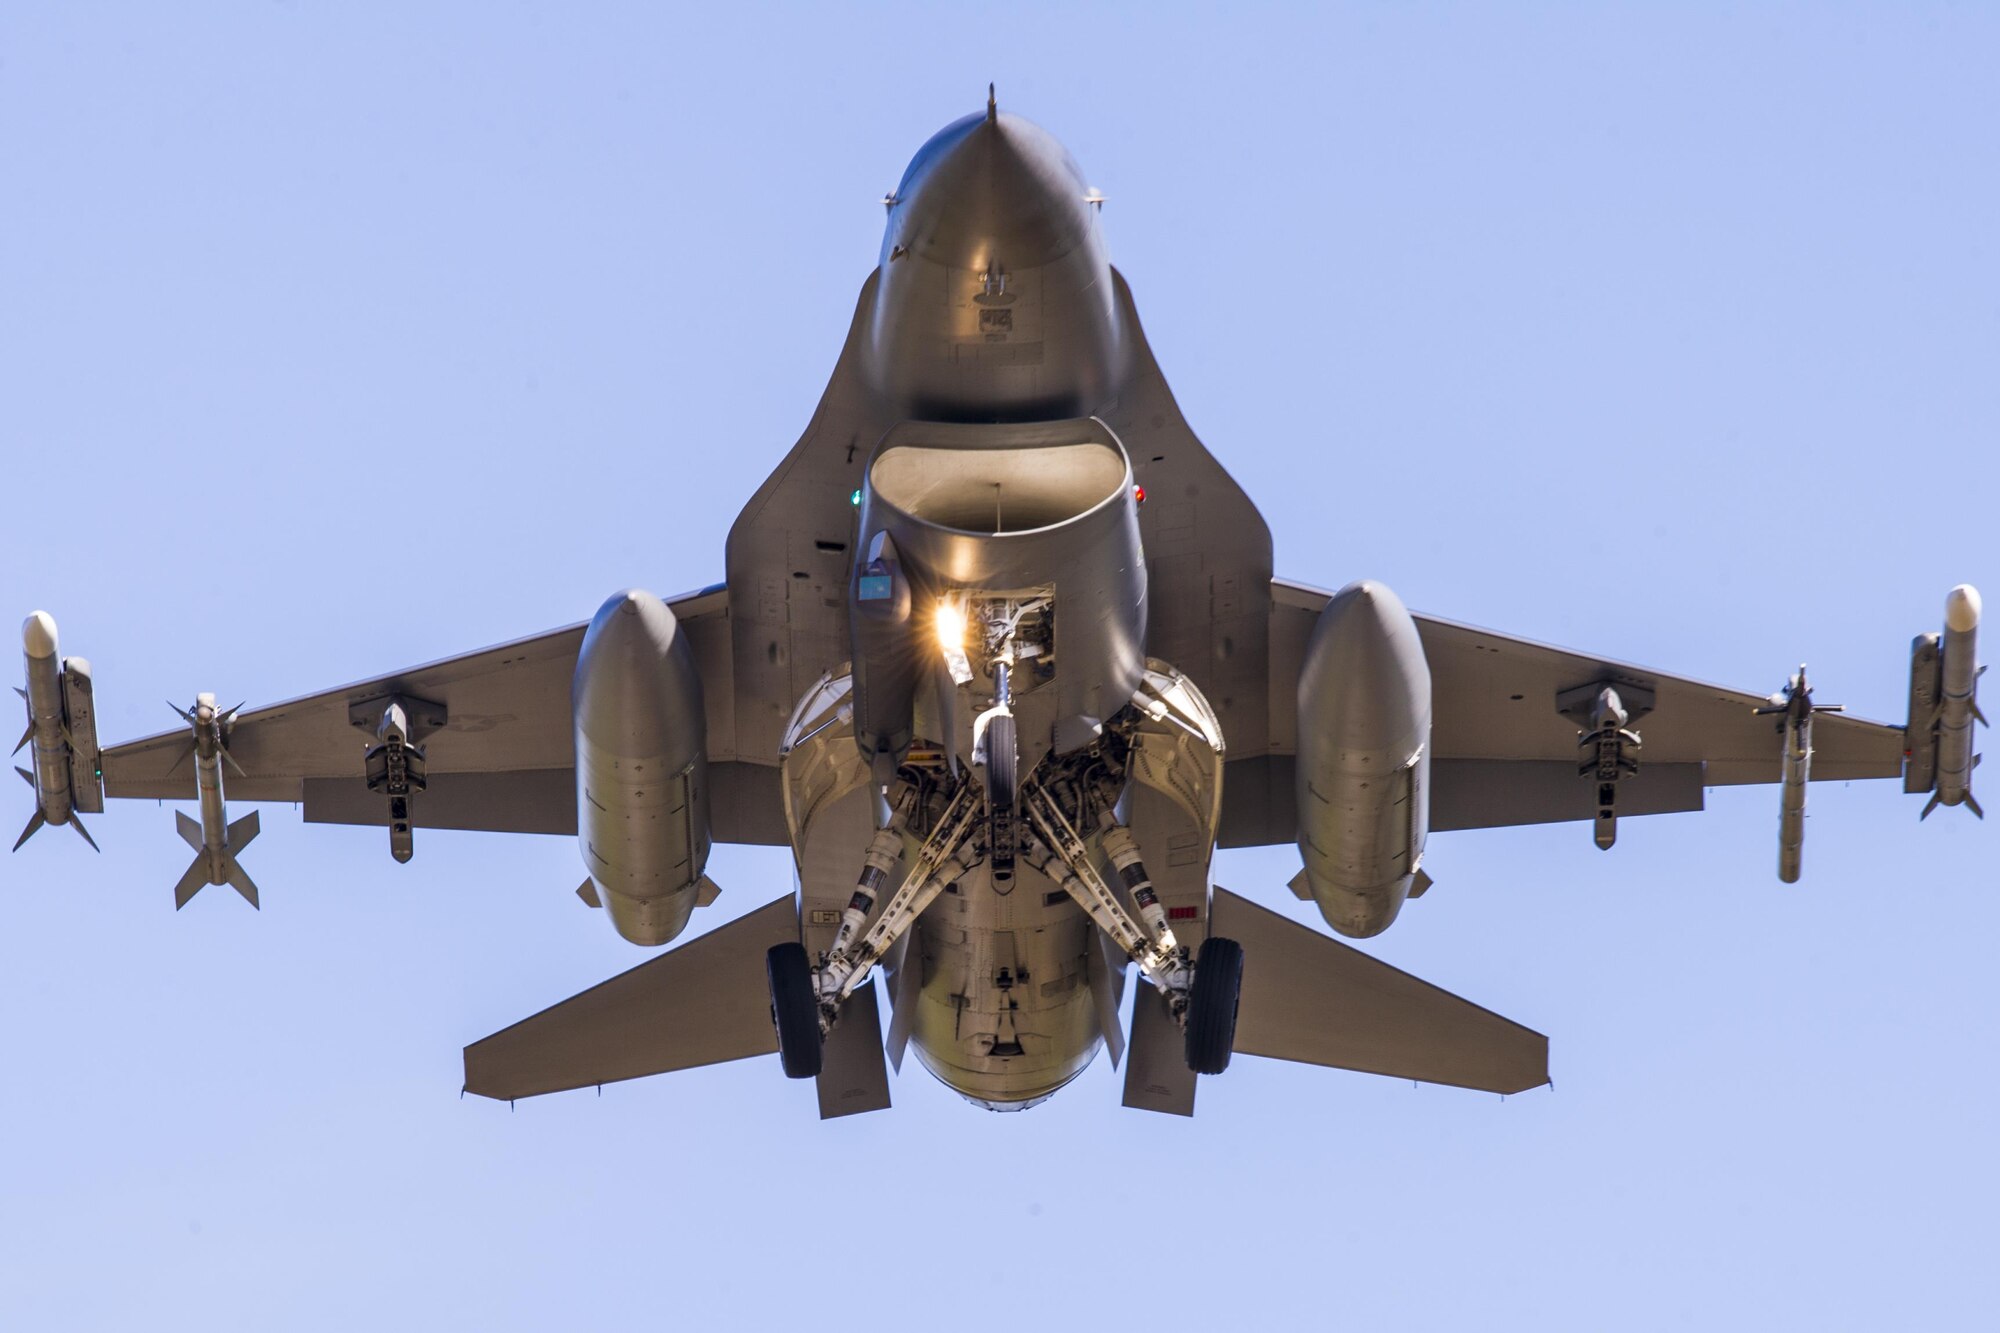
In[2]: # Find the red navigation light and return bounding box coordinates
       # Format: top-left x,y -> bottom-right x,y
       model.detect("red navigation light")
1133,485 -> 1146,505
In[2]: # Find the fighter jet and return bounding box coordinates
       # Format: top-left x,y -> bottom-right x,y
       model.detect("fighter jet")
15,94 -> 1984,1117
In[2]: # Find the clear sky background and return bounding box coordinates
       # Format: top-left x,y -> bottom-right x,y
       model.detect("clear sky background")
2,4 -> 1994,1328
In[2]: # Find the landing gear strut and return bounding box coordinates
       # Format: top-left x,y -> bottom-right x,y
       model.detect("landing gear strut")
1019,778 -> 1242,1074
764,777 -> 985,1070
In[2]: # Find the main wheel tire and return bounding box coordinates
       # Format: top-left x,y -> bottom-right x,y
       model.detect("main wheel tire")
984,712 -> 1017,811
766,942 -> 823,1080
1184,936 -> 1244,1075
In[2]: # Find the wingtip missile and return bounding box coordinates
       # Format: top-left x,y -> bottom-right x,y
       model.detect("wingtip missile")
21,611 -> 57,661
1946,583 -> 1981,636
1928,583 -> 1983,816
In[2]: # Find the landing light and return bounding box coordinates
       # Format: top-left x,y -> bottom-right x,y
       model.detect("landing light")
935,598 -> 974,686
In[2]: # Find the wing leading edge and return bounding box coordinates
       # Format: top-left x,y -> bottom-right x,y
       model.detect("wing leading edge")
96,585 -> 788,845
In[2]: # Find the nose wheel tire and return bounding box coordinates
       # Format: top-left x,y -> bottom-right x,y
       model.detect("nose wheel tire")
984,712 -> 1018,886
766,942 -> 823,1080
984,713 -> 1018,804
1184,935 -> 1243,1075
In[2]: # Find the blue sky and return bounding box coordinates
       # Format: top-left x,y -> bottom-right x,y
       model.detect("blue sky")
2,4 -> 1994,1327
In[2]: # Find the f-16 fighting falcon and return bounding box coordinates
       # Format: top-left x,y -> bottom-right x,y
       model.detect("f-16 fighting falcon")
14,92 -> 1986,1117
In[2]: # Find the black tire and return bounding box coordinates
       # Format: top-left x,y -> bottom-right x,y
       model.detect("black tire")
766,942 -> 823,1080
984,713 -> 1017,811
1184,936 -> 1244,1075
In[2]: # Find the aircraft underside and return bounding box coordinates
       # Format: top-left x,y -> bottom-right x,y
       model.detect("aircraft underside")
13,93 -> 1982,1119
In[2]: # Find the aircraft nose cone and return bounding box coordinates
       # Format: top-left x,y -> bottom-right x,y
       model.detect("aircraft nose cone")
888,108 -> 1092,270
21,610 -> 58,660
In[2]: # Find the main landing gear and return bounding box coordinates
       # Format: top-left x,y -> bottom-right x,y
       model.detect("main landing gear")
1183,936 -> 1243,1075
765,941 -> 822,1079
766,777 -> 986,1080
1019,774 -> 1243,1075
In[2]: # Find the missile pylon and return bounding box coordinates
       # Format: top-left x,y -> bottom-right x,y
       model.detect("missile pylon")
1925,584 -> 1984,819
170,692 -> 261,909
1756,666 -> 1843,883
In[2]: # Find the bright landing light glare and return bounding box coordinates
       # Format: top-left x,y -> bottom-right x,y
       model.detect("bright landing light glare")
935,597 -> 974,685
934,598 -> 967,652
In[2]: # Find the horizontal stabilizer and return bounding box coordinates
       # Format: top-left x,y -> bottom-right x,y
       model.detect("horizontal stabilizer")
1210,887 -> 1548,1095
464,893 -> 799,1101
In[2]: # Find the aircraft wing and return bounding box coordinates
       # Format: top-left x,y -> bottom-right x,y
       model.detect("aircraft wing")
97,584 -> 789,845
463,893 -> 799,1100
1219,577 -> 1909,844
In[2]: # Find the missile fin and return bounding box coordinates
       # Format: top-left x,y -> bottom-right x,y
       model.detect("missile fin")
15,765 -> 32,787
68,813 -> 98,853
1974,703 -> 1989,728
223,858 -> 260,909
12,807 -> 46,852
13,687 -> 25,700
1920,792 -> 1942,820
574,878 -> 601,908
163,742 -> 193,779
220,748 -> 246,779
12,721 -> 30,755
226,809 -> 260,854
172,855 -> 209,910
695,874 -> 722,907
1967,792 -> 1985,820
175,810 -> 202,853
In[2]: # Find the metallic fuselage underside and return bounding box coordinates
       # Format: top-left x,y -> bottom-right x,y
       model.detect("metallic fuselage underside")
781,109 -> 1204,1108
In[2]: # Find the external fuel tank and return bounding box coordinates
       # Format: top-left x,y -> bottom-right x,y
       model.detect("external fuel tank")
1294,580 -> 1433,938
573,589 -> 712,946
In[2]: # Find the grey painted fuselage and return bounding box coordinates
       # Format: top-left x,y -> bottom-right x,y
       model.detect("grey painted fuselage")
816,106 -> 1155,1108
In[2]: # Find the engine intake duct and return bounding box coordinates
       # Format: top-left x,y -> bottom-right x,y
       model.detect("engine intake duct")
848,417 -> 1146,764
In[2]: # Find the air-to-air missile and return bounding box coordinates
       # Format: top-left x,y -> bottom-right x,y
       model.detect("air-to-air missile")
1928,585 -> 1985,818
1756,666 -> 1843,883
13,611 -> 100,852
168,692 -> 261,909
